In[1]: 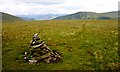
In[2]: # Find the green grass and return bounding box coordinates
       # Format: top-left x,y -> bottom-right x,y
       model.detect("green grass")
2,20 -> 119,70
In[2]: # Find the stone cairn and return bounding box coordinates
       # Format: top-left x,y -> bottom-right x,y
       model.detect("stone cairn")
23,33 -> 62,64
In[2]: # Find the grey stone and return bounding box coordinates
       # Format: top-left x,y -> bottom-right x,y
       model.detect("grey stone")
23,33 -> 62,64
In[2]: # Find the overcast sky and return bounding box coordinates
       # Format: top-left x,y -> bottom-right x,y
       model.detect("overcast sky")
0,0 -> 120,15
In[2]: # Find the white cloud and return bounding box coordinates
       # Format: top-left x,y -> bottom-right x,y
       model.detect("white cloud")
0,0 -> 119,15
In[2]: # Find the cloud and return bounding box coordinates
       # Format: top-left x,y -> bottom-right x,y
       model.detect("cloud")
0,0 -> 119,15
12,0 -> 65,5
119,2 -> 120,10
26,2 -> 63,5
62,0 -> 119,13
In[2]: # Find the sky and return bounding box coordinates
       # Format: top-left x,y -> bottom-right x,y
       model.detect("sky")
0,0 -> 120,15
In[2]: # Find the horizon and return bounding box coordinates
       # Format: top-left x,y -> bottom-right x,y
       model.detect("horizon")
0,0 -> 120,15
1,10 -> 118,16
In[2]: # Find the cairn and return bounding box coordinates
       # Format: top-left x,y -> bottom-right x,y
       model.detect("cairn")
23,33 -> 62,64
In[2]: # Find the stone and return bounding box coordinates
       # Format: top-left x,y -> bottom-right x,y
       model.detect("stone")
30,33 -> 40,45
23,33 -> 62,64
29,60 -> 38,64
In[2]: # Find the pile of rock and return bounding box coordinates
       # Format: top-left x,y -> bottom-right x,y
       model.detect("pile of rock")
23,33 -> 62,64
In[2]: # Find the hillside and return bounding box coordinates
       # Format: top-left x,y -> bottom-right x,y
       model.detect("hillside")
53,11 -> 118,20
1,12 -> 23,22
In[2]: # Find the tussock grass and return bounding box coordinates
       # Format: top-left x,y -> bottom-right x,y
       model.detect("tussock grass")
2,20 -> 118,70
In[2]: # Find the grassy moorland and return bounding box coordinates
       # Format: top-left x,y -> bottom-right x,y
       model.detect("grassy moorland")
2,20 -> 119,70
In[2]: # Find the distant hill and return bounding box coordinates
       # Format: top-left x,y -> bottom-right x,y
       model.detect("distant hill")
1,12 -> 23,22
17,14 -> 65,20
53,11 -> 118,20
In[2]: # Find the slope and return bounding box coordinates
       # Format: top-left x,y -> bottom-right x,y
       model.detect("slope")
1,12 -> 23,22
53,11 -> 118,20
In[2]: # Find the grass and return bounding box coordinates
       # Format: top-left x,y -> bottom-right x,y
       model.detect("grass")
2,20 -> 119,70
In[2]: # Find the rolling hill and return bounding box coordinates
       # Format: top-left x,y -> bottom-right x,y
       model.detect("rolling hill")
53,11 -> 118,20
1,12 -> 23,22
